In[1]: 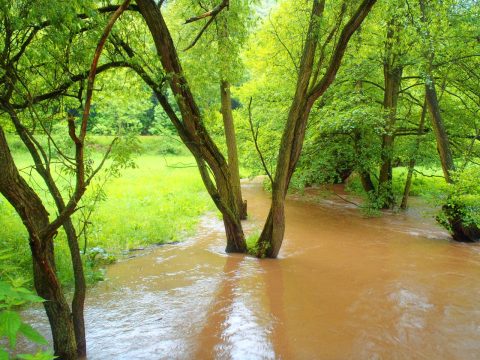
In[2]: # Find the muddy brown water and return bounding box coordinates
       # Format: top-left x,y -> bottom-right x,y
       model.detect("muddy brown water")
22,181 -> 480,359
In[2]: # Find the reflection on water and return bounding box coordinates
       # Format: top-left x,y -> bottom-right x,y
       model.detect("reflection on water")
22,181 -> 480,359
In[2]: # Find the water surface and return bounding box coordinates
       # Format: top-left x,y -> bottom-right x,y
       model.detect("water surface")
24,181 -> 480,359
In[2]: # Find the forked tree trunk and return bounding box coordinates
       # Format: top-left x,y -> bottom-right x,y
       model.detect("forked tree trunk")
136,0 -> 246,252
5,105 -> 87,356
0,3 -> 129,356
0,126 -> 77,360
256,0 -> 377,258
220,80 -> 247,219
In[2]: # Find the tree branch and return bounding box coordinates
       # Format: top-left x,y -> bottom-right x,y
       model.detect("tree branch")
184,0 -> 229,23
307,0 -> 377,102
248,97 -> 273,185
183,0 -> 230,51
42,0 -> 131,239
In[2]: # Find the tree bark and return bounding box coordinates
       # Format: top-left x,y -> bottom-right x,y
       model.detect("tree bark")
400,97 -> 427,209
220,80 -> 247,219
0,126 -> 77,360
136,0 -> 246,252
378,20 -> 403,209
256,0 -> 377,258
424,78 -> 455,183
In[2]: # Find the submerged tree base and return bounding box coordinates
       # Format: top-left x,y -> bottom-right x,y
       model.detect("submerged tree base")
440,203 -> 480,243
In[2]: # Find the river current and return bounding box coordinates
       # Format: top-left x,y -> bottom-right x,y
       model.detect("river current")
22,180 -> 480,359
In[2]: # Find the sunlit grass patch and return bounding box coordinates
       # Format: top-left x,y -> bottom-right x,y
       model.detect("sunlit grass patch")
0,144 -> 213,287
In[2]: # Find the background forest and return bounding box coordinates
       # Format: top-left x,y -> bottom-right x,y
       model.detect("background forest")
0,0 -> 479,359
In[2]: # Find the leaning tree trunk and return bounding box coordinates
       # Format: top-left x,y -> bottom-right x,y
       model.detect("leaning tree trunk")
5,104 -> 87,356
136,0 -> 246,252
424,77 -> 480,242
418,0 -> 479,242
256,99 -> 312,258
256,0 -> 377,258
424,78 -> 455,183
0,126 -> 77,360
419,0 -> 479,241
220,80 -> 247,219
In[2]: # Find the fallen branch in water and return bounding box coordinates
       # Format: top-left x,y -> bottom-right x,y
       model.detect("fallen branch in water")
330,186 -> 360,207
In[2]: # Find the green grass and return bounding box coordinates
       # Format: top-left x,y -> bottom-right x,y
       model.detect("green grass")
86,155 -> 212,251
245,231 -> 261,256
0,136 -> 214,287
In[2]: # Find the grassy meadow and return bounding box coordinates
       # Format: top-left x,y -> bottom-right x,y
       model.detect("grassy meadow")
0,135 -> 214,287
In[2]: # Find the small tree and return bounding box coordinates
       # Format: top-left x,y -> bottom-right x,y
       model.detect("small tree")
135,0 -> 248,253
255,0 -> 377,258
0,1 -> 131,357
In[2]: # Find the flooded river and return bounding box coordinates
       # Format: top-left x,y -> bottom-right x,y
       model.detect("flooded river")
24,181 -> 480,359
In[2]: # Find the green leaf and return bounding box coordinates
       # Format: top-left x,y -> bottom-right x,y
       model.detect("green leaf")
17,351 -> 56,360
0,348 -> 9,360
0,310 -> 21,348
19,323 -> 48,346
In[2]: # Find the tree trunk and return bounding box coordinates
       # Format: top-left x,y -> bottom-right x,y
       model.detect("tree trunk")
400,98 -> 427,209
419,0 -> 479,242
378,21 -> 402,209
256,0 -> 376,257
64,220 -> 86,357
5,105 -> 87,357
256,93 -> 312,258
220,80 -> 247,220
425,78 -> 455,183
0,126 -> 77,360
32,236 -> 78,360
136,0 -> 246,252
353,129 -> 376,194
359,171 -> 376,193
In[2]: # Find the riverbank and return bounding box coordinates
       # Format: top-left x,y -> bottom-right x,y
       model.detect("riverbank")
0,149 -> 214,287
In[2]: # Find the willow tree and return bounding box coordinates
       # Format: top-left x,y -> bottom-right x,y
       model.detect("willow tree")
0,1 -> 131,357
135,0 -> 247,252
254,0 -> 377,258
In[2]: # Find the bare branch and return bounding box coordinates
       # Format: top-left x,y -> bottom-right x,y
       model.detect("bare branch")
43,0 -> 131,238
307,0 -> 377,102
183,0 -> 229,51
184,0 -> 229,24
247,97 -> 273,185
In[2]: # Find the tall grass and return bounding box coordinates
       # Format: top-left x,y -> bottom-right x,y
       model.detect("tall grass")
0,135 -> 213,287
